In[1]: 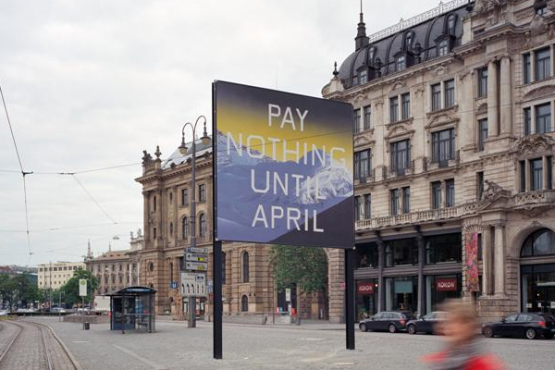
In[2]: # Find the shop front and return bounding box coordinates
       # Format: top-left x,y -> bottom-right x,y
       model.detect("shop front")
425,274 -> 461,313
356,279 -> 378,320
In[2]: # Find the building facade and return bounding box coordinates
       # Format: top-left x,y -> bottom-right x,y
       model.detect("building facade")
85,232 -> 143,295
37,261 -> 85,291
137,144 -> 339,321
322,0 -> 555,321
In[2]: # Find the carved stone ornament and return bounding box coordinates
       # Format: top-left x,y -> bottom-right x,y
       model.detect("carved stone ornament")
354,93 -> 367,104
391,81 -> 406,91
530,14 -> 548,37
510,134 -> 555,156
474,0 -> 508,14
482,180 -> 511,203
523,84 -> 555,101
142,150 -> 153,165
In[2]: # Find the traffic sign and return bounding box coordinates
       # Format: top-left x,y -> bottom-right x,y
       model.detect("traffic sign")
186,247 -> 208,254
170,281 -> 177,289
185,261 -> 208,271
186,253 -> 207,262
181,272 -> 207,297
79,279 -> 87,297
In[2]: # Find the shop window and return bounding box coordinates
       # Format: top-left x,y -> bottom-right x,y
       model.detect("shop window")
385,238 -> 418,267
385,276 -> 418,312
425,275 -> 461,313
425,233 -> 461,264
356,244 -> 379,269
356,279 -> 378,320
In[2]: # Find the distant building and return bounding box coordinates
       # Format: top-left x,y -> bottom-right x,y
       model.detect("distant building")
37,261 -> 85,290
85,231 -> 143,295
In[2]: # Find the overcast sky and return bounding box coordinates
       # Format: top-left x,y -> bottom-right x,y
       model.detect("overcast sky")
0,0 -> 442,266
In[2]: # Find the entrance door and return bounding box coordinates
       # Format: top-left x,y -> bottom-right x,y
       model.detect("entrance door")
521,264 -> 555,315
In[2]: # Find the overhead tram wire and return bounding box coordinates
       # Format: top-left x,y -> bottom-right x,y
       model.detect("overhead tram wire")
71,174 -> 118,224
0,76 -> 33,258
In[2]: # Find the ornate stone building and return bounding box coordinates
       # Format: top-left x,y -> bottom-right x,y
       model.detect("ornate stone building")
136,143 -> 343,322
85,232 -> 143,295
323,0 -> 555,321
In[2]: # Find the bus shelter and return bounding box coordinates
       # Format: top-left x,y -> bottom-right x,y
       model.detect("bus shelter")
108,286 -> 156,333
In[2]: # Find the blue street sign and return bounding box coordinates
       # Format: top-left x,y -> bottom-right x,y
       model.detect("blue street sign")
170,281 -> 177,289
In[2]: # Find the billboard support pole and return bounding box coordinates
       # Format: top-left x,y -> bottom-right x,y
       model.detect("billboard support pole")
345,248 -> 355,350
213,240 -> 223,359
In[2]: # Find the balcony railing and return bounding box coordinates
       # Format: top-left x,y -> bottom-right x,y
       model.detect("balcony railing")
515,190 -> 555,207
383,160 -> 415,180
424,151 -> 460,172
356,203 -> 476,231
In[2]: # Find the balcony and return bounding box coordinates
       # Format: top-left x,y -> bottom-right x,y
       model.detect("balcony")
424,151 -> 460,172
383,160 -> 415,180
515,190 -> 555,207
356,203 -> 477,231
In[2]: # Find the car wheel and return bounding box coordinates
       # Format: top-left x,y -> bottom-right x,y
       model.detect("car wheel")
483,326 -> 494,338
359,323 -> 368,332
544,333 -> 554,339
525,328 -> 537,340
388,324 -> 397,333
407,325 -> 417,335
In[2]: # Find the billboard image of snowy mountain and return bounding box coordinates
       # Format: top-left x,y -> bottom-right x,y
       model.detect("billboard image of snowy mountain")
214,81 -> 354,249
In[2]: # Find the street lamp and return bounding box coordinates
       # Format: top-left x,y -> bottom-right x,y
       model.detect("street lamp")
179,115 -> 211,328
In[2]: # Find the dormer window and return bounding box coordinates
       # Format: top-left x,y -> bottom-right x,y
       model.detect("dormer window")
396,56 -> 406,71
447,15 -> 456,34
360,69 -> 368,84
438,40 -> 449,56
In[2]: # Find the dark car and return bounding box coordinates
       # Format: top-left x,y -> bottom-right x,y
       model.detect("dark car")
406,311 -> 447,335
482,313 -> 555,340
359,311 -> 416,333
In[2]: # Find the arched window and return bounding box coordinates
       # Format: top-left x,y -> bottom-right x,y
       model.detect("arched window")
182,217 -> 189,240
169,222 -> 174,236
241,295 -> 249,312
521,228 -> 555,257
447,15 -> 456,34
148,262 -> 154,272
242,252 -> 250,283
199,213 -> 207,237
222,252 -> 227,285
438,40 -> 449,56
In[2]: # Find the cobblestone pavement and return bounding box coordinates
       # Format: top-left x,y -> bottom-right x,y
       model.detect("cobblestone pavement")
30,317 -> 555,370
0,320 -> 47,370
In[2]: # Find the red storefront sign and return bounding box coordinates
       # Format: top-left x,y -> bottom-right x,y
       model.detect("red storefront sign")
436,278 -> 457,292
357,282 -> 374,295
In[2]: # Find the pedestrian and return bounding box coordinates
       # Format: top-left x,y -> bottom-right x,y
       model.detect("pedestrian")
422,299 -> 504,370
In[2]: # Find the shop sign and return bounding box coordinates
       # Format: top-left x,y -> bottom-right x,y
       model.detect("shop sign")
436,278 -> 457,292
357,282 -> 374,295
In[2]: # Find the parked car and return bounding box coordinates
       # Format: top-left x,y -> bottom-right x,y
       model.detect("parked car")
0,309 -> 9,316
406,311 -> 447,335
51,307 -> 67,313
482,313 -> 555,340
359,311 -> 416,333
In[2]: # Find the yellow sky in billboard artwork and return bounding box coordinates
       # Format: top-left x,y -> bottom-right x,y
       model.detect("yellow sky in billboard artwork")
217,105 -> 353,169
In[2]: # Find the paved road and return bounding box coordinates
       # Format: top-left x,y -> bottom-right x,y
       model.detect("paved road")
30,317 -> 555,370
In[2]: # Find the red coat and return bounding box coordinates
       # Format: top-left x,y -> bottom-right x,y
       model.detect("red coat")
422,352 -> 505,370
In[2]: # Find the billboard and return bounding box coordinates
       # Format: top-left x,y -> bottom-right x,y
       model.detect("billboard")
213,81 -> 354,248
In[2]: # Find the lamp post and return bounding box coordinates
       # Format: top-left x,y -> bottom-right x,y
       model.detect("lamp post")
178,115 -> 211,328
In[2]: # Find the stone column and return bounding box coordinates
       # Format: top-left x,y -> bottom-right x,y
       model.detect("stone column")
494,223 -> 505,296
459,71 -> 476,149
326,248 -> 345,323
416,227 -> 425,316
482,227 -> 493,295
487,60 -> 499,136
499,56 -> 512,136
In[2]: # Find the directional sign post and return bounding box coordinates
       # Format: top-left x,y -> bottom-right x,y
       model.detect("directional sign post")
181,272 -> 207,297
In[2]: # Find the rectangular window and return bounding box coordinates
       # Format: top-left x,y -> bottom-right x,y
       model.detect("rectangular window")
401,93 -> 410,120
535,103 -> 551,133
432,128 -> 455,163
478,67 -> 488,97
364,194 -> 371,219
360,70 -> 368,84
354,149 -> 371,179
402,187 -> 410,214
520,160 -> 526,192
425,234 -> 461,264
477,172 -> 484,200
530,158 -> 543,191
535,48 -> 551,81
198,184 -> 206,203
446,179 -> 455,208
444,79 -> 455,108
354,109 -> 361,133
523,53 -> 531,84
431,83 -> 441,111
390,189 -> 399,216
363,105 -> 371,130
355,196 -> 362,221
478,119 -> 488,151
432,182 -> 442,209
181,188 -> 188,206
390,97 -> 399,123
390,140 -> 410,175
524,108 -> 532,135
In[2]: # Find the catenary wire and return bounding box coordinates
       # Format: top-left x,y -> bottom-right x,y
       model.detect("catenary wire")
71,175 -> 118,224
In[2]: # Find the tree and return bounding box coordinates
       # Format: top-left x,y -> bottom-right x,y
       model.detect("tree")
60,269 -> 99,307
269,245 -> 328,321
0,272 -> 39,308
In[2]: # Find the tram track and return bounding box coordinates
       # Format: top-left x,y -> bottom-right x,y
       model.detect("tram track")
0,319 -> 82,370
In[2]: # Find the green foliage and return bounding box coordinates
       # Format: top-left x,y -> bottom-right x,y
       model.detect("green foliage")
60,269 -> 99,306
0,272 -> 39,307
269,245 -> 328,295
